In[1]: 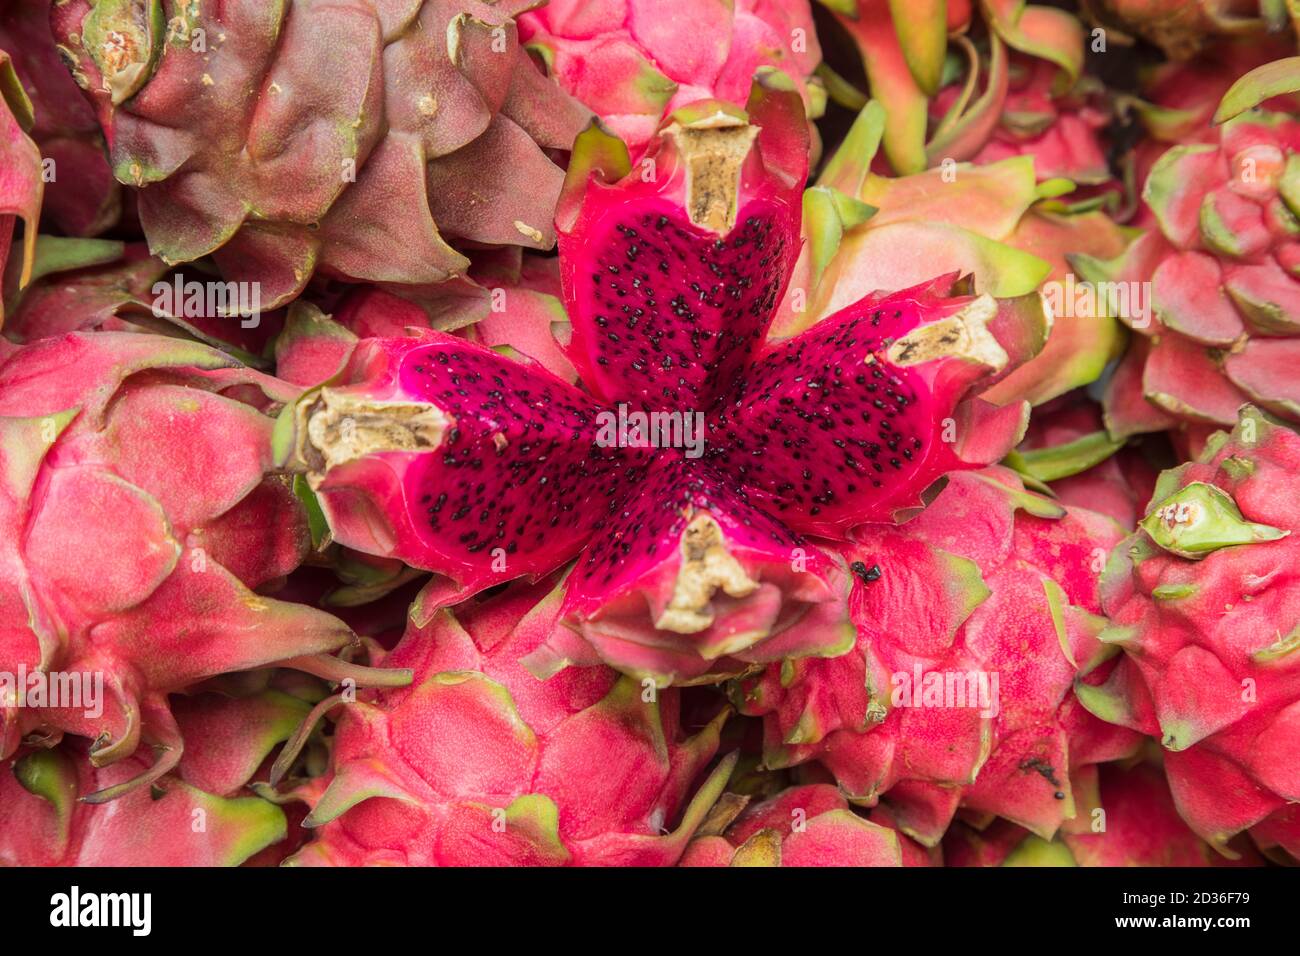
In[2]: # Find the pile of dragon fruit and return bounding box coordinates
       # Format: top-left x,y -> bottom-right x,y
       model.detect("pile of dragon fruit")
0,0 -> 1296,868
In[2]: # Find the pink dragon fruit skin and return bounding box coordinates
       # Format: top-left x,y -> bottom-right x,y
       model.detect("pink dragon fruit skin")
277,86 -> 1052,686
0,688 -> 312,866
1013,391 -> 1164,530
944,761 -> 1266,866
3,239 -> 288,364
737,466 -> 1144,847
278,581 -> 735,866
0,46 -> 43,317
518,0 -> 823,156
929,54 -> 1112,188
825,0 -> 1089,177
0,332 -> 408,802
273,252 -> 576,388
1073,108 -> 1300,438
1079,406 -> 1300,860
680,783 -> 932,866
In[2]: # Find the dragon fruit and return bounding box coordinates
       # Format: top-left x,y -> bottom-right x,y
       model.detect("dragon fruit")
774,100 -> 1127,408
1073,74 -> 1300,439
1010,391 -> 1164,529
944,760 -> 1265,865
929,52 -> 1113,189
0,0 -> 121,237
274,250 -> 576,388
680,782 -> 934,865
49,0 -> 591,309
1081,0 -> 1299,60
1078,406 -> 1300,860
270,581 -> 735,866
4,237 -> 287,363
0,685 -> 313,865
276,88 -> 1051,685
517,0 -> 825,157
0,331 -> 407,801
0,46 -> 42,321
1129,40 -> 1297,150
736,466 -> 1143,846
820,0 -> 1087,176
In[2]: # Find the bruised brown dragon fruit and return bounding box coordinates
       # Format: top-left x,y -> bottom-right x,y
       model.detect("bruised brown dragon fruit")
0,0 -> 121,237
276,81 -> 1052,686
50,0 -> 592,308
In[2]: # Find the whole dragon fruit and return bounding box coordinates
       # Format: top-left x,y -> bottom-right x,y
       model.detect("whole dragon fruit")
0,685 -> 313,866
517,0 -> 825,156
1074,79 -> 1300,440
271,581 -> 736,866
1078,406 -> 1300,860
0,332 -> 406,801
736,466 -> 1143,846
50,0 -> 591,308
275,86 -> 1052,685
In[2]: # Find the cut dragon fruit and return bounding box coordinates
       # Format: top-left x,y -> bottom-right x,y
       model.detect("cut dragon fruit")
278,81 -> 1051,685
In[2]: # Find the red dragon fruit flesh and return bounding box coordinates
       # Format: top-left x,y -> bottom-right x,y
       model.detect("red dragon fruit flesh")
277,82 -> 1051,686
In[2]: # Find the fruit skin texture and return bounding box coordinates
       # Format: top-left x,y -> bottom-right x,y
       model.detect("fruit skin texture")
736,466 -> 1143,847
0,46 -> 43,319
826,0 -> 1087,177
929,53 -> 1112,188
775,101 -> 1127,409
1079,407 -> 1300,859
272,251 -> 575,388
50,0 -> 591,309
0,688 -> 310,866
680,783 -> 931,866
1073,109 -> 1300,438
517,0 -> 824,156
3,237 -> 286,363
279,97 -> 1049,686
0,0 -> 121,237
1014,392 -> 1162,530
944,761 -> 1265,866
0,332 -> 367,799
279,582 -> 734,866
